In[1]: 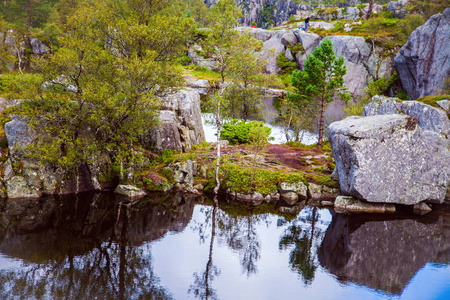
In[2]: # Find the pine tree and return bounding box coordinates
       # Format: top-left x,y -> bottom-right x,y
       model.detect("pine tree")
287,38 -> 348,147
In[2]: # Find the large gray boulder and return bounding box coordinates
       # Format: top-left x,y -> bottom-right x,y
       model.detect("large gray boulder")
149,110 -> 183,153
327,36 -> 373,96
363,95 -> 450,136
394,8 -> 450,100
152,88 -> 205,152
261,30 -> 288,73
328,112 -> 450,205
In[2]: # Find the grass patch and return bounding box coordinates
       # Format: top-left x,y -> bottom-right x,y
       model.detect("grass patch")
182,64 -> 221,84
416,95 -> 450,108
217,160 -> 306,196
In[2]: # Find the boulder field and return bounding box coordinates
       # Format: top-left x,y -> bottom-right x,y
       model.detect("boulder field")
328,96 -> 450,205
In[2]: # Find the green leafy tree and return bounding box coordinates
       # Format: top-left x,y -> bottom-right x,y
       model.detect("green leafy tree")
248,122 -> 271,185
6,0 -> 193,175
0,0 -> 59,31
205,0 -> 267,194
276,97 -> 319,143
287,38 -> 348,148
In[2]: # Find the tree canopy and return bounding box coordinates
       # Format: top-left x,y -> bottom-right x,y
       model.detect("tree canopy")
5,0 -> 193,170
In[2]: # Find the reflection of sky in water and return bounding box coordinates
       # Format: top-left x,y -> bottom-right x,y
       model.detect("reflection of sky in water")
150,206 -> 450,300
1,201 -> 449,299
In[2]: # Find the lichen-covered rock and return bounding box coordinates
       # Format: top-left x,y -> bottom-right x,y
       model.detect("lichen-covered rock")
149,111 -> 182,153
4,117 -> 34,160
327,35 -> 372,96
6,176 -> 41,198
334,196 -> 396,214
436,100 -> 450,113
386,1 -> 409,19
167,160 -> 197,187
114,184 -> 146,197
188,44 -> 217,70
261,30 -> 287,73
308,182 -> 340,199
394,8 -> 450,99
154,88 -> 205,152
280,191 -> 298,205
328,114 -> 450,204
363,95 -> 450,136
279,181 -> 308,201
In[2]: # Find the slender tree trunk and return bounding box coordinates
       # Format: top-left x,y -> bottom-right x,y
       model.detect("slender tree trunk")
214,101 -> 222,195
366,0 -> 374,20
318,96 -> 325,147
205,199 -> 217,298
26,1 -> 32,32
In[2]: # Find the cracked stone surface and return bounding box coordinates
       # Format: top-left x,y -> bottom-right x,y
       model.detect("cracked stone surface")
394,8 -> 450,100
328,103 -> 450,204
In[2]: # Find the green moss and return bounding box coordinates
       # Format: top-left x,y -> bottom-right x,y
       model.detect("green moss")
308,174 -> 339,189
219,161 -> 306,196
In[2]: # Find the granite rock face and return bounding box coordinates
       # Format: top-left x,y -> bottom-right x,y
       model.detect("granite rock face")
310,6 -> 360,21
363,95 -> 450,136
394,8 -> 450,99
150,88 -> 205,153
328,111 -> 450,205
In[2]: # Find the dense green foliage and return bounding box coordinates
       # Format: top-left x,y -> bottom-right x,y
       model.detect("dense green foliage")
288,39 -> 348,147
4,0 -> 193,172
220,120 -> 271,145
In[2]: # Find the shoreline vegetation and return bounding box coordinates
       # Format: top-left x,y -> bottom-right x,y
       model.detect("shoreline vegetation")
0,0 -> 448,214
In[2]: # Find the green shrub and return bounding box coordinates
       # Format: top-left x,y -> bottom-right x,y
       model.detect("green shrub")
276,52 -> 297,75
399,14 -> 425,36
177,55 -> 192,66
220,120 -> 272,145
287,43 -> 304,56
332,21 -> 345,32
416,95 -> 450,108
395,91 -> 409,100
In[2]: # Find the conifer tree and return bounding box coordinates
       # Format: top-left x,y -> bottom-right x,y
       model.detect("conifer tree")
287,38 -> 348,147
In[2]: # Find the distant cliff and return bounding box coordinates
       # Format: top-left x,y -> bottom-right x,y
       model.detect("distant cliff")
203,1 -> 361,27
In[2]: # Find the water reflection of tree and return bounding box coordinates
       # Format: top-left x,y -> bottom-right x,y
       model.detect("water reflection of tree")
189,200 -> 269,298
189,200 -> 220,300
278,207 -> 327,285
0,200 -> 173,300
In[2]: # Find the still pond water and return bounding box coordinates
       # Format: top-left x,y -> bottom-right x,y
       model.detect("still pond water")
0,192 -> 449,300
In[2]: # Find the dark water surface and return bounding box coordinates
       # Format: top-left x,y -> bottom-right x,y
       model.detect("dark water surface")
0,192 -> 449,300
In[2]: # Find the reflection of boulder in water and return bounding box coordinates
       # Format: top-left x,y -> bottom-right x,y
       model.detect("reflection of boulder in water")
115,192 -> 196,246
0,192 -> 196,263
318,212 -> 450,294
0,192 -> 117,262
